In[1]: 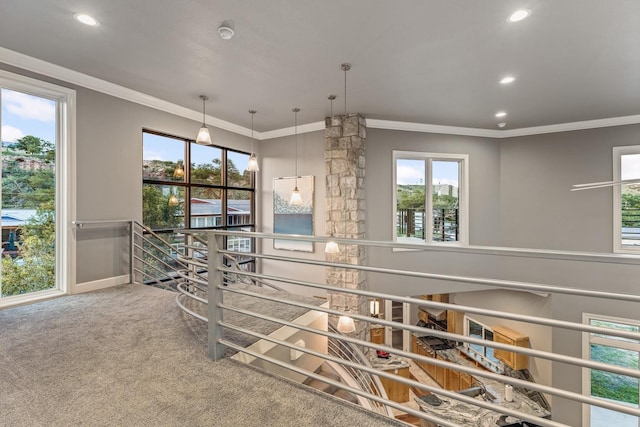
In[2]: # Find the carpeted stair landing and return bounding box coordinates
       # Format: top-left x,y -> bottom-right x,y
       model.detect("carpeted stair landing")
0,284 -> 404,427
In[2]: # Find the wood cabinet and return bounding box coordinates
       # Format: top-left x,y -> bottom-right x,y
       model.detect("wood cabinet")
379,367 -> 410,402
493,325 -> 530,370
370,326 -> 384,344
446,309 -> 464,335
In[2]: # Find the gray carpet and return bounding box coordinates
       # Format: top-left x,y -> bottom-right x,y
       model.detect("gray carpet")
0,284 -> 404,427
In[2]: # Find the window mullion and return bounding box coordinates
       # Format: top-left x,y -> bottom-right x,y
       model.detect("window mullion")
426,158 -> 433,243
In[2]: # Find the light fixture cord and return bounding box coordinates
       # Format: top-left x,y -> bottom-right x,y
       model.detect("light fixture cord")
295,109 -> 298,179
344,68 -> 347,115
251,111 -> 254,153
202,97 -> 206,125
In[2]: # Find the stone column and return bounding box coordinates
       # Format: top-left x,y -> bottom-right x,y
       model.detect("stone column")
325,113 -> 368,341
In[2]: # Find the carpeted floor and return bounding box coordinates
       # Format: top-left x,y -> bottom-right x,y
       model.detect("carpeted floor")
0,284 -> 404,427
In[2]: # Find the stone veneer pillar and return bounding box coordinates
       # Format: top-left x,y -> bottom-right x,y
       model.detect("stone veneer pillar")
325,113 -> 368,341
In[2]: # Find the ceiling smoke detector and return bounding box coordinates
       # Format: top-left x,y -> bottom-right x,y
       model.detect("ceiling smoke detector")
218,25 -> 234,40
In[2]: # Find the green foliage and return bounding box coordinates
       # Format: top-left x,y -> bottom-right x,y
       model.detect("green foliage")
13,135 -> 54,159
397,184 -> 425,209
142,185 -> 183,229
622,192 -> 640,227
2,136 -> 55,209
1,202 -> 55,296
1,135 -> 56,296
590,344 -> 639,404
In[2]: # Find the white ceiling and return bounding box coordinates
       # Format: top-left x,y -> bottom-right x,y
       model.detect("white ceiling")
1,1 -> 639,134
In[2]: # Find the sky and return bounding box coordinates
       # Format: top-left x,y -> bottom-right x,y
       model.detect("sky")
143,131 -> 249,169
621,154 -> 640,180
396,159 -> 459,187
1,88 -> 56,143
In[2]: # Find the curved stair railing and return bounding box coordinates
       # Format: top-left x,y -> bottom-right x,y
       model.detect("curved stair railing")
326,323 -> 393,417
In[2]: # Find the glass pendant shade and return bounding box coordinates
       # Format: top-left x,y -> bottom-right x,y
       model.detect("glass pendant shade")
325,240 -> 339,254
196,125 -> 211,145
246,110 -> 259,172
168,194 -> 179,206
173,164 -> 185,178
196,95 -> 212,145
325,239 -> 339,254
246,153 -> 259,172
337,315 -> 356,333
290,186 -> 302,205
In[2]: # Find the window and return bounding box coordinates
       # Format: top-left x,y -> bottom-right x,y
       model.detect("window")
463,317 -> 501,370
0,70 -> 75,306
583,314 -> 640,426
393,151 -> 468,244
142,130 -> 256,272
613,146 -> 640,253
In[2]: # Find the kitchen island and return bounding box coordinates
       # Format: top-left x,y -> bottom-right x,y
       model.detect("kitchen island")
415,348 -> 550,426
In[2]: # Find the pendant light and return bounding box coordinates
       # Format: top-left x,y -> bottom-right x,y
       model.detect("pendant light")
246,110 -> 259,172
173,163 -> 184,178
196,95 -> 212,145
341,63 -> 351,115
325,94 -> 340,254
290,107 -> 302,206
337,311 -> 356,333
168,193 -> 179,206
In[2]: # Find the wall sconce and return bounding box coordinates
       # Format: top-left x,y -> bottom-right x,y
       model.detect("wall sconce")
369,300 -> 380,317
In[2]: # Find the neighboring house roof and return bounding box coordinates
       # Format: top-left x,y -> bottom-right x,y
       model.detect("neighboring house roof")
190,199 -> 250,216
1,209 -> 38,227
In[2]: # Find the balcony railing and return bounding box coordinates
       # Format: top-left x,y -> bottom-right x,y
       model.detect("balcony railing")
397,208 -> 459,241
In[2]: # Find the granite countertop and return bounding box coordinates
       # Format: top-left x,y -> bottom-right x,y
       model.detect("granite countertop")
368,353 -> 410,370
416,348 -> 551,426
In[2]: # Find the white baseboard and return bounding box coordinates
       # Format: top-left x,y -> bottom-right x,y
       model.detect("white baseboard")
72,274 -> 130,294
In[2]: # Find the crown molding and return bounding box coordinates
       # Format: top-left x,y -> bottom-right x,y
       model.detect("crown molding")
3,47 -> 640,142
366,119 -> 501,138
259,121 -> 326,140
0,47 -> 254,138
496,114 -> 640,138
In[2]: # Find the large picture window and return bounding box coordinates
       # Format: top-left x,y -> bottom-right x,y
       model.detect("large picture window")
142,130 -> 256,271
0,70 -> 75,306
613,146 -> 640,253
393,151 -> 468,245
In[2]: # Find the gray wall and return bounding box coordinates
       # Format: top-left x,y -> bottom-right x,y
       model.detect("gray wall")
259,130 -> 327,297
499,124 -> 640,252
365,128 -> 502,296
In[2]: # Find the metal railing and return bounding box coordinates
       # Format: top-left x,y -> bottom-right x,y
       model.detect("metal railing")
74,222 -> 640,426
397,208 -> 459,241
201,230 -> 640,427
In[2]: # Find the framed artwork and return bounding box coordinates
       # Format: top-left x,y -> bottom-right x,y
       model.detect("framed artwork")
273,176 -> 314,252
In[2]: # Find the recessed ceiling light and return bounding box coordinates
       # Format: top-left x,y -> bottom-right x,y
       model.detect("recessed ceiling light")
73,13 -> 99,26
507,9 -> 531,23
498,122 -> 507,128
499,76 -> 516,85
495,111 -> 507,118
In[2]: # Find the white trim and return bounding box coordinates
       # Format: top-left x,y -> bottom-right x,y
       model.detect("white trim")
0,69 -> 76,301
259,121 -> 325,140
0,47 -> 253,138
72,274 -> 130,294
582,313 -> 640,427
367,119 -> 499,138
392,151 -> 469,246
0,288 -> 65,309
3,47 -> 640,142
